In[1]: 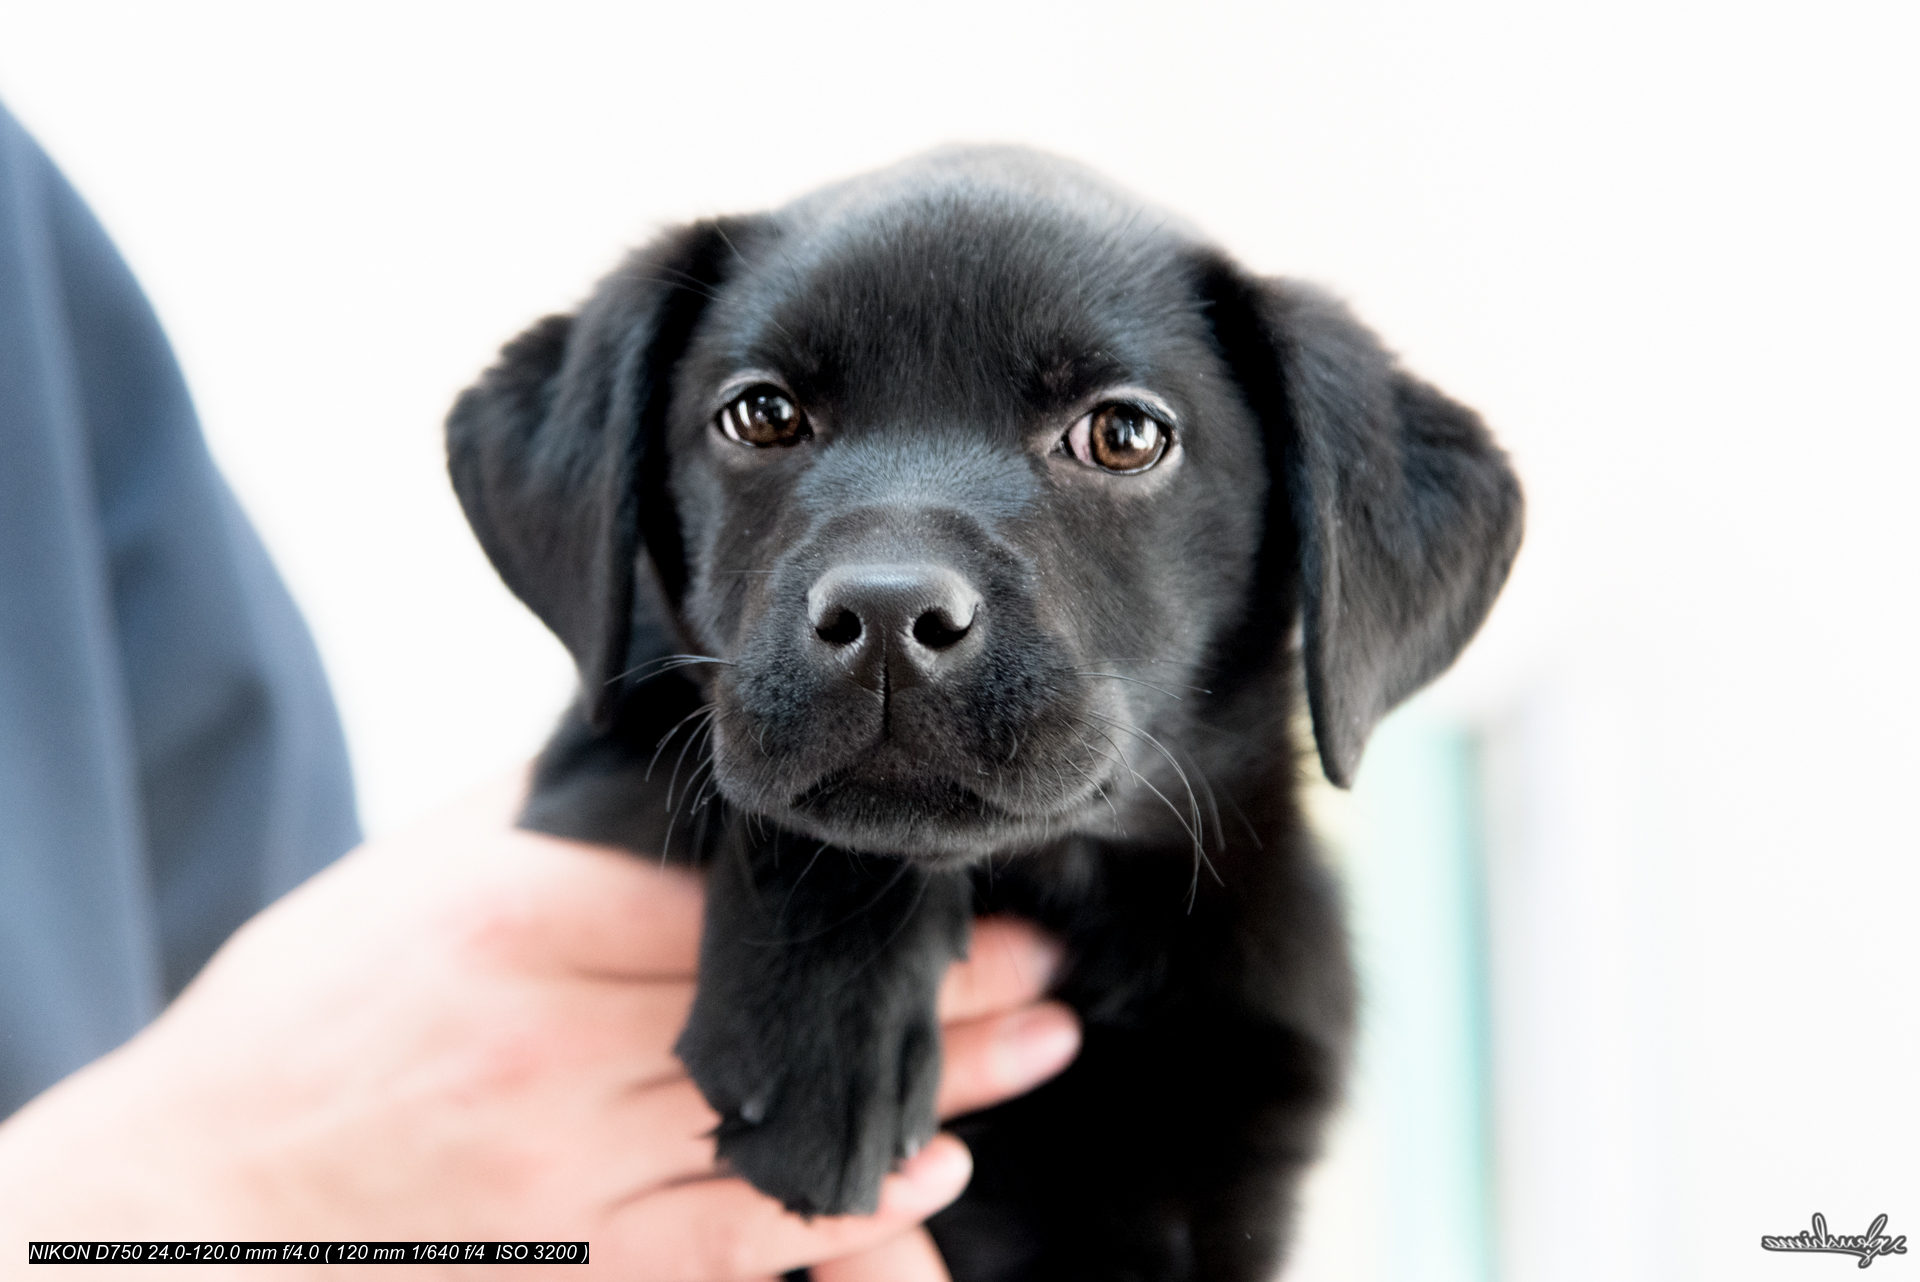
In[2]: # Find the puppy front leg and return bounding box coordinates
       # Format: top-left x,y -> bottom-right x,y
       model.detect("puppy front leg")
676,829 -> 972,1217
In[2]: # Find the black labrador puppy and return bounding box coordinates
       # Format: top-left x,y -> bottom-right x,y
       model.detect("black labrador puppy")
447,147 -> 1521,1280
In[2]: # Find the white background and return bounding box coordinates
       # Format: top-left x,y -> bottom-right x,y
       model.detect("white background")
2,3 -> 1915,1278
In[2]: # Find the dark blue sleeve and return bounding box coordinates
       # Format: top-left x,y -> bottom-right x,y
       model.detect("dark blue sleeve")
0,102 -> 361,1117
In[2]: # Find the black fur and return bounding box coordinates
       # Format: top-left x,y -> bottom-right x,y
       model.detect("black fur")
447,147 -> 1521,1280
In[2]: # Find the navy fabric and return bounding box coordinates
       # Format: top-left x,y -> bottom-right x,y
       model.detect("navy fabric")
0,102 -> 360,1117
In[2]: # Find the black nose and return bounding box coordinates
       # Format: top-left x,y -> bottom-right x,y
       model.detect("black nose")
806,564 -> 981,684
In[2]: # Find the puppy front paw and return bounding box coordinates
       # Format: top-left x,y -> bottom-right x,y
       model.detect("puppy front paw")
679,994 -> 943,1216
676,842 -> 970,1216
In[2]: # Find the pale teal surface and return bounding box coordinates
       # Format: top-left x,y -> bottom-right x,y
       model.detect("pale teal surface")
1341,709 -> 1495,1282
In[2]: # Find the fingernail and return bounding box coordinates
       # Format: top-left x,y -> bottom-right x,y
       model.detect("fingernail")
977,916 -> 1067,990
1026,934 -> 1067,989
994,1002 -> 1082,1091
881,1135 -> 973,1213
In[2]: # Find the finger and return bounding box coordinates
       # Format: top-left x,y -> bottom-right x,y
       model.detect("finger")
936,917 -> 1064,1022
352,768 -> 709,981
512,836 -> 707,979
811,1226 -> 951,1282
936,1001 -> 1081,1118
411,828 -> 705,980
591,1076 -> 721,1194
527,976 -> 696,1084
600,1133 -> 972,1281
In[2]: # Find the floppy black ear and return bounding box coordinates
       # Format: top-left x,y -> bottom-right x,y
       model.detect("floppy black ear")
1207,266 -> 1523,787
446,221 -> 733,728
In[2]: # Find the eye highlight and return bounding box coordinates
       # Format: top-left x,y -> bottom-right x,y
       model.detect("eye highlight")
1063,403 -> 1170,473
717,384 -> 810,447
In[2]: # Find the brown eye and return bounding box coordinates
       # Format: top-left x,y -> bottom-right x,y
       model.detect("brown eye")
1065,403 -> 1169,473
717,385 -> 810,447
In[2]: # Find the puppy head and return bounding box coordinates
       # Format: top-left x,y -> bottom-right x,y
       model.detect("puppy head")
449,147 -> 1521,861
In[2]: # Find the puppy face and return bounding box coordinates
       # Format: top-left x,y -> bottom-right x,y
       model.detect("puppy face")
448,147 -> 1523,861
664,185 -> 1267,860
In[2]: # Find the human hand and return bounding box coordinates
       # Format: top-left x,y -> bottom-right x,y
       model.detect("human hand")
0,774 -> 1079,1280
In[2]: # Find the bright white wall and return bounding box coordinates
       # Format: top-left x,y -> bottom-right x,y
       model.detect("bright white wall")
2,3 -> 1914,1276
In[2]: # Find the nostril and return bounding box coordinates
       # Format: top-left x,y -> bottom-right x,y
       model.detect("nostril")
815,607 -> 863,646
912,607 -> 972,651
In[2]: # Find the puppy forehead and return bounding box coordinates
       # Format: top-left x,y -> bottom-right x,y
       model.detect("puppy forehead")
693,182 -> 1214,422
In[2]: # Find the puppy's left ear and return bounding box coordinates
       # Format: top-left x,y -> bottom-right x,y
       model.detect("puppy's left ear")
447,220 -> 739,728
1204,263 -> 1525,787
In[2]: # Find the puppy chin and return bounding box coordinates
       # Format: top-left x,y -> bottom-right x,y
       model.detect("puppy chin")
708,762 -> 1102,863
781,816 -> 1003,865
768,772 -> 1014,863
